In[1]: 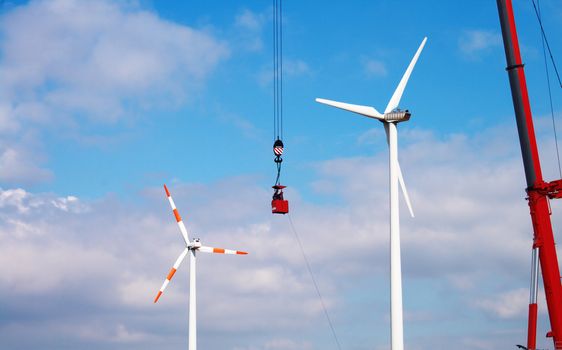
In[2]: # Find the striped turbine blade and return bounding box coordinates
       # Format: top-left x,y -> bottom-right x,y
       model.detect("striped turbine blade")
199,246 -> 248,255
163,184 -> 190,246
154,248 -> 189,303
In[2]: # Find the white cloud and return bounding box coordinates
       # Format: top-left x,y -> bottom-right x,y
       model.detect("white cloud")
0,187 -> 86,214
0,102 -> 19,133
233,8 -> 267,52
0,145 -> 53,184
0,122 -> 557,349
0,0 -> 229,184
458,29 -> 502,59
284,59 -> 311,77
235,9 -> 265,32
475,288 -> 529,319
258,59 -> 311,86
363,58 -> 387,77
0,188 -> 30,212
1,0 -> 229,119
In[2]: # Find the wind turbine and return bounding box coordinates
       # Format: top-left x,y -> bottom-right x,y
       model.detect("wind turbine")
154,184 -> 248,350
316,37 -> 427,350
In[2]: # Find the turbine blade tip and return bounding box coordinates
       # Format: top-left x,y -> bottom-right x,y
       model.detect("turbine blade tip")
154,291 -> 163,303
164,184 -> 170,197
237,251 -> 248,255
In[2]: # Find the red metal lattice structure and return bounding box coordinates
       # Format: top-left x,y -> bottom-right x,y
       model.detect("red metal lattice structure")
497,1 -> 562,349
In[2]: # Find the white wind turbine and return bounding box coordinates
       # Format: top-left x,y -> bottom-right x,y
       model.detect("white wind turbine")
316,37 -> 427,350
154,184 -> 248,350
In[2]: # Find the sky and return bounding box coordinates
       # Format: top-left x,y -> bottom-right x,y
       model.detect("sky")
0,0 -> 562,349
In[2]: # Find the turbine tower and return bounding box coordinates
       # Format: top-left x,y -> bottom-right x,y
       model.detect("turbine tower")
316,37 -> 427,350
154,184 -> 248,350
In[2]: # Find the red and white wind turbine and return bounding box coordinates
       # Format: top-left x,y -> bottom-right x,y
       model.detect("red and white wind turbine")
316,37 -> 427,350
154,184 -> 248,350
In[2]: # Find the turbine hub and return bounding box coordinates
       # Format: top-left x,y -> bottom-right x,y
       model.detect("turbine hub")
384,109 -> 411,122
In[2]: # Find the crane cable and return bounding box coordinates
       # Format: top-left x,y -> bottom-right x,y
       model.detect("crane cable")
273,0 -> 284,141
532,0 -> 562,177
287,214 -> 343,350
272,0 -> 285,188
530,0 -> 562,89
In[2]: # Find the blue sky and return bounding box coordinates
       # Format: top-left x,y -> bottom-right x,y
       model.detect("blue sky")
0,1 -> 561,350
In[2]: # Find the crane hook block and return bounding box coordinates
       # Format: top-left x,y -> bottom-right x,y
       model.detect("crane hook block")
272,184 -> 289,214
273,139 -> 284,158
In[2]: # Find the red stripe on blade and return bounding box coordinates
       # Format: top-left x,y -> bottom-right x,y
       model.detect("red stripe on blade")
154,291 -> 163,303
173,209 -> 181,222
164,184 -> 170,197
213,248 -> 225,254
166,268 -> 177,281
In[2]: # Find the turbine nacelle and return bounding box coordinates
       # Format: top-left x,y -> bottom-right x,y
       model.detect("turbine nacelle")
189,238 -> 202,249
384,109 -> 411,123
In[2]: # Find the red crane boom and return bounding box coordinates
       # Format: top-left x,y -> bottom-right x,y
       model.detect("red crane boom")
496,1 -> 562,349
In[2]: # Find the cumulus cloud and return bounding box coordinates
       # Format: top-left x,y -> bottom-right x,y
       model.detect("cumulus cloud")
0,0 -> 229,122
0,187 -> 85,214
458,29 -> 502,60
362,58 -> 387,78
235,9 -> 265,32
475,288 -> 529,319
233,8 -> 267,52
0,0 -> 229,185
1,121 -> 555,349
258,59 -> 311,86
0,144 -> 53,184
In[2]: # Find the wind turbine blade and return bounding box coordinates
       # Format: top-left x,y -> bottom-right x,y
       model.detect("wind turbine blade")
199,246 -> 248,255
384,124 -> 414,218
397,164 -> 414,218
164,184 -> 190,246
154,248 -> 189,303
316,98 -> 384,120
384,37 -> 427,114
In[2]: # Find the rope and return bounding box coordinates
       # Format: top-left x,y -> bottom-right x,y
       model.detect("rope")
272,0 -> 285,184
272,0 -> 284,140
287,214 -> 343,350
536,0 -> 562,177
279,0 -> 284,140
531,0 -> 562,89
272,0 -> 278,140
275,161 -> 281,185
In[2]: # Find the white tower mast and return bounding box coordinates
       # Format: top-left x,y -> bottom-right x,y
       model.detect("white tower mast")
316,37 -> 427,350
189,249 -> 197,350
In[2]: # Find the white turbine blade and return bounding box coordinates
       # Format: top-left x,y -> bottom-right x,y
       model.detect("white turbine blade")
198,246 -> 248,255
316,98 -> 384,120
397,165 -> 414,218
154,248 -> 189,303
384,124 -> 414,218
164,184 -> 190,246
384,37 -> 427,114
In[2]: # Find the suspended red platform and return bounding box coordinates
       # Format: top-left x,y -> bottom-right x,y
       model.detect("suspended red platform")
272,184 -> 289,214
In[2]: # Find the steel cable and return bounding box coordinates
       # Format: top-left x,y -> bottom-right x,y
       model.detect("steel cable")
287,214 -> 343,350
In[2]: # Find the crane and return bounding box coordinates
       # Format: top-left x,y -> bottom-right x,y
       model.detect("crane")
497,1 -> 562,349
